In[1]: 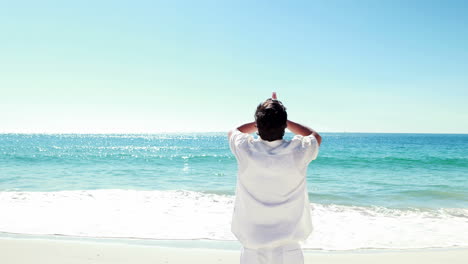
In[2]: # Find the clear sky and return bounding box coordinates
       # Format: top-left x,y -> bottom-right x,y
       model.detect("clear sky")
1,1 -> 467,133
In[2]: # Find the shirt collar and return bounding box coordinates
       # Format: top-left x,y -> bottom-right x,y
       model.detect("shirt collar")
259,138 -> 284,147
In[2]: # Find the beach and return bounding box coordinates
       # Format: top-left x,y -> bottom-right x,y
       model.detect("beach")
1,133 -> 467,262
1,237 -> 468,264
2,0 -> 468,262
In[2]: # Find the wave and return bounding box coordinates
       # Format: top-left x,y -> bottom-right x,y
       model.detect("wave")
317,156 -> 468,168
2,152 -> 235,162
396,189 -> 468,200
0,189 -> 467,250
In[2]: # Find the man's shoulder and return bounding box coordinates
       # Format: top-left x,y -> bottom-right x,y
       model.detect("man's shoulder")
229,129 -> 254,149
290,134 -> 319,146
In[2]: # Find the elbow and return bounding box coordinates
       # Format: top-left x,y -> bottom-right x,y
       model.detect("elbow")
314,133 -> 322,146
228,128 -> 239,139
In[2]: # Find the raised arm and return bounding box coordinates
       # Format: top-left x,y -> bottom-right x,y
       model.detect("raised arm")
287,120 -> 322,146
227,122 -> 257,139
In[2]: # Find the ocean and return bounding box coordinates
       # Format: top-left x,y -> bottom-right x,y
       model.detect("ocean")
0,133 -> 467,250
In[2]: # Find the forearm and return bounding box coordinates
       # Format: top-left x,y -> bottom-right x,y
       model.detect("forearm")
287,120 -> 322,145
286,120 -> 314,136
236,122 -> 257,134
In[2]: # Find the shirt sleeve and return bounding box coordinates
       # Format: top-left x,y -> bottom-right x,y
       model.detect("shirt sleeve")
228,129 -> 253,161
292,134 -> 320,165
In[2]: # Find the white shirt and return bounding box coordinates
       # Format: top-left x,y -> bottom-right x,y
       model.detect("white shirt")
229,129 -> 319,249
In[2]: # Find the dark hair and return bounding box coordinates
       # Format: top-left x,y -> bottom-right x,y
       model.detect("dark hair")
255,99 -> 287,141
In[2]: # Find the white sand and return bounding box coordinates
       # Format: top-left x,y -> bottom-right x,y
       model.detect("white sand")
1,238 -> 467,264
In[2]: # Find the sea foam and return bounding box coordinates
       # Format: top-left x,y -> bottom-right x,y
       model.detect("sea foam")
1,190 -> 467,250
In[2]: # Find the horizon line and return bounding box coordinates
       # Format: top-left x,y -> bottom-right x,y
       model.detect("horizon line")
0,131 -> 467,135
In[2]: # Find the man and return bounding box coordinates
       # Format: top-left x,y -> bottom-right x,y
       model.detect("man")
228,92 -> 321,264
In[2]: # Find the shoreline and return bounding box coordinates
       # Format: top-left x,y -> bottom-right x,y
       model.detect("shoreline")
1,237 -> 468,264
2,231 -> 467,253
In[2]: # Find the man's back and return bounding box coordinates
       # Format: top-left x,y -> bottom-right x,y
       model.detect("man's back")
229,129 -> 319,249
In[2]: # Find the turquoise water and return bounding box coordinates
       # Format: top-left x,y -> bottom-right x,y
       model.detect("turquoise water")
1,133 -> 467,250
1,133 -> 467,209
